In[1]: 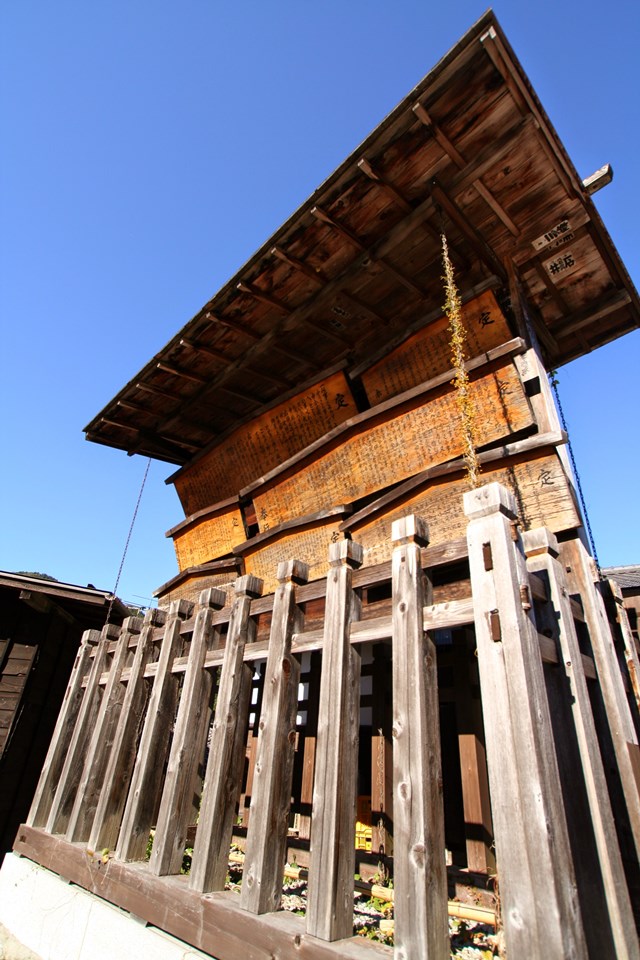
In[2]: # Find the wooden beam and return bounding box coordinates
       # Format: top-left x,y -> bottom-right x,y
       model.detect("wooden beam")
582,163 -> 613,196
202,310 -> 262,341
429,179 -> 506,281
271,245 -> 327,284
357,157 -> 413,214
237,280 -> 294,315
551,290 -> 631,339
179,338 -> 231,363
156,362 -> 208,385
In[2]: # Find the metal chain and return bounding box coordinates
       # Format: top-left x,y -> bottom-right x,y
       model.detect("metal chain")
106,457 -> 152,623
549,373 -> 602,577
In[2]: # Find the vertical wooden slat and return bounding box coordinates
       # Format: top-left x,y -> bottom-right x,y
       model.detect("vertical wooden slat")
149,588 -> 226,876
391,515 -> 448,960
561,537 -> 640,861
607,576 -> 640,714
27,629 -> 99,828
240,560 -> 308,914
88,607 -> 167,853
66,617 -> 143,842
45,623 -> 119,835
371,643 -> 393,857
306,540 -> 362,942
298,650 -> 321,842
464,482 -> 587,960
189,574 -> 263,894
458,734 -> 493,874
115,599 -> 194,862
524,528 -> 639,960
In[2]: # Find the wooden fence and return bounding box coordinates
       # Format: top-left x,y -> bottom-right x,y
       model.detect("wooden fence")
14,483 -> 640,959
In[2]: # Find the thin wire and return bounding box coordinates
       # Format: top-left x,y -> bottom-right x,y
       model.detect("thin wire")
549,374 -> 601,577
106,457 -> 152,623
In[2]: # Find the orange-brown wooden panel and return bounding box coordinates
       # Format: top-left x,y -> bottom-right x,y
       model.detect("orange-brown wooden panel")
350,451 -> 579,567
172,504 -> 246,571
253,361 -> 533,529
240,520 -> 346,595
361,291 -> 511,404
174,371 -> 355,515
156,571 -> 238,610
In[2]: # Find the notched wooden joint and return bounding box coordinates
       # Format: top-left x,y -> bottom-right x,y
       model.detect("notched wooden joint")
328,539 -> 364,568
391,514 -> 429,547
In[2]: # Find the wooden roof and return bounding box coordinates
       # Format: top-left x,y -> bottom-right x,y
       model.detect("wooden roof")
85,11 -> 639,467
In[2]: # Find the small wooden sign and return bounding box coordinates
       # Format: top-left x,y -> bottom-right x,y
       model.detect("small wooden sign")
170,503 -> 246,571
361,290 -> 511,405
252,360 -> 533,529
349,452 -> 579,567
175,370 -> 355,516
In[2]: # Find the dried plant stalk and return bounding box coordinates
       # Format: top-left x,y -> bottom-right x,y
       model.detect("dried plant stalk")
441,233 -> 481,488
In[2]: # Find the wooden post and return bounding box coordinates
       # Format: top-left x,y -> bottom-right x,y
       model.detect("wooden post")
45,623 -> 119,835
115,599 -> 193,862
560,538 -> 640,862
27,629 -> 99,828
306,540 -> 362,942
391,515 -> 448,960
189,574 -> 263,894
240,561 -> 308,914
298,650 -> 321,841
88,607 -> 167,853
371,642 -> 393,857
524,528 -> 639,960
607,576 -> 640,714
149,588 -> 226,876
464,482 -> 587,960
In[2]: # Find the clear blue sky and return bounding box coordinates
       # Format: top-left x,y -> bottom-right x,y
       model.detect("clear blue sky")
1,1 -> 638,606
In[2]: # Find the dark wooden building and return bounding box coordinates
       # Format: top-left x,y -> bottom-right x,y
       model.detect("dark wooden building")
0,572 -> 126,861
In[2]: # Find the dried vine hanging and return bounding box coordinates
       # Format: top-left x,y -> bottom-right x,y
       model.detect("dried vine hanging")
441,233 -> 481,488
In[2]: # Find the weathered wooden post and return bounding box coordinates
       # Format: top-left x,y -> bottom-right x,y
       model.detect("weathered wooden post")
190,574 -> 263,894
27,628 -> 101,829
115,598 -> 194,862
306,540 -> 362,941
149,588 -> 226,876
464,482 -> 587,960
524,527 -> 639,960
391,515 -> 449,960
89,607 -> 167,852
240,560 -> 308,913
45,622 -> 120,835
560,537 -> 640,863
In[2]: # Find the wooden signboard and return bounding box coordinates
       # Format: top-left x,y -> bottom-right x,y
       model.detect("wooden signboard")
238,514 -> 348,595
361,290 -> 511,405
169,501 -> 246,571
155,560 -> 242,610
348,451 -> 579,567
252,360 -> 533,530
174,371 -> 355,516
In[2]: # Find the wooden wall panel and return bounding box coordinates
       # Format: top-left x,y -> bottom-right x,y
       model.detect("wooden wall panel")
253,361 -> 533,529
156,572 -> 238,610
350,452 -> 579,567
240,520 -> 346,595
171,504 -> 246,571
174,372 -> 355,515
361,291 -> 511,404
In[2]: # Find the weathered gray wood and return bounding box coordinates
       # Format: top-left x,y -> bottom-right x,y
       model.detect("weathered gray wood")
66,617 -> 143,842
88,608 -> 167,853
27,629 -> 98,828
561,538 -> 640,862
45,623 -> 119,835
607,576 -> 640,714
390,515 -> 448,960
240,561 -> 309,913
525,528 -> 639,960
306,540 -> 362,942
189,574 -> 263,894
464,482 -> 587,960
150,588 -> 226,876
115,599 -> 194,862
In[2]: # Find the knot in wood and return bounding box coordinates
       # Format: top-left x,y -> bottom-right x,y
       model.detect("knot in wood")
411,842 -> 426,868
282,657 -> 291,676
288,730 -> 296,745
398,781 -> 410,801
399,601 -> 406,613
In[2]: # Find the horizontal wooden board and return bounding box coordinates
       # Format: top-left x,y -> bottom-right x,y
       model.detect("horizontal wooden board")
240,519 -> 346,595
156,571 -> 239,610
252,360 -> 533,529
361,290 -> 511,404
172,504 -> 246,571
174,371 -> 356,515
350,451 -> 579,567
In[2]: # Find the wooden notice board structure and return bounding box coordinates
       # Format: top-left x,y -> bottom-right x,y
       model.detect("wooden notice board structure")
16,11 -> 640,960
